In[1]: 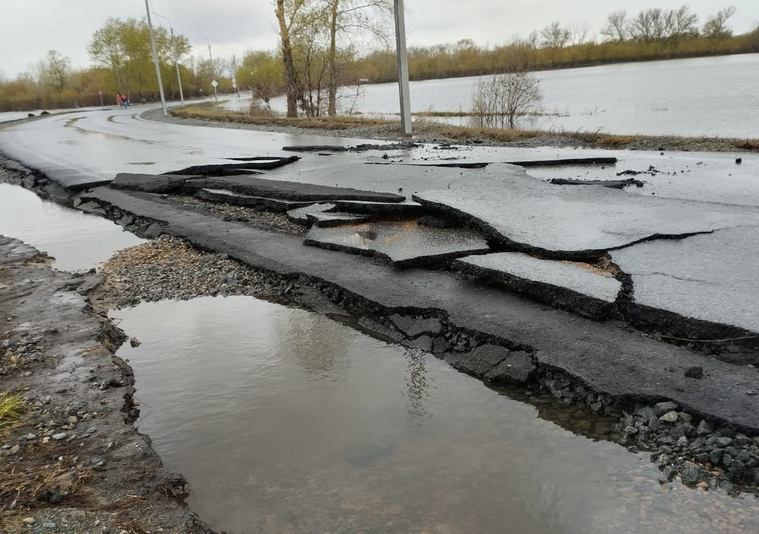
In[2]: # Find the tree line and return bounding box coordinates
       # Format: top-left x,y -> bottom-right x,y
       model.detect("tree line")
1,3 -> 757,114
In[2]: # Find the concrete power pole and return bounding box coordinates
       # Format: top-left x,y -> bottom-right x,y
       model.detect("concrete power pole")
394,0 -> 412,137
145,0 -> 168,116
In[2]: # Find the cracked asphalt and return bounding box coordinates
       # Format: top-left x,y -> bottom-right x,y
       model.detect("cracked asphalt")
0,105 -> 757,431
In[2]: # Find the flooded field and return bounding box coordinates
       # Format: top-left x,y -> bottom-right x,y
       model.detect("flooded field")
115,296 -> 759,534
259,53 -> 759,138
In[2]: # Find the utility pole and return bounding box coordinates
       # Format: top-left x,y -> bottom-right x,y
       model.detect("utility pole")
224,46 -> 242,110
394,0 -> 412,136
145,0 -> 167,116
170,27 -> 185,106
208,41 -> 217,102
153,12 -> 185,107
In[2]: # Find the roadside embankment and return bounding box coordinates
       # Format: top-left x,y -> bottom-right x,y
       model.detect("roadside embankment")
0,236 -> 217,533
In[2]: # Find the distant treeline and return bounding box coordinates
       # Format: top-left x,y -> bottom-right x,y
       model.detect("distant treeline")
1,4 -> 758,113
353,28 -> 759,84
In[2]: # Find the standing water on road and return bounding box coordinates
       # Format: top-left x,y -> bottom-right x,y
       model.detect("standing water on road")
0,183 -> 143,271
115,296 -> 759,534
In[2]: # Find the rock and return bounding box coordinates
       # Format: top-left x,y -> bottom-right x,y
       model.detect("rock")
130,337 -> 141,347
696,420 -> 713,436
680,461 -> 710,485
684,366 -> 703,379
446,344 -> 509,378
9,445 -> 20,454
484,350 -> 536,383
165,473 -> 190,499
659,411 -> 679,423
654,401 -> 679,416
389,314 -> 443,338
51,432 -> 68,441
408,335 -> 433,352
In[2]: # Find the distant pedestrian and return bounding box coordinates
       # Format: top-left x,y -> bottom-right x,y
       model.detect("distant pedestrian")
116,93 -> 122,108
121,94 -> 128,109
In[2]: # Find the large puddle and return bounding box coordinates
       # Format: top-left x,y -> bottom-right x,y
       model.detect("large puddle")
0,183 -> 143,271
114,296 -> 759,534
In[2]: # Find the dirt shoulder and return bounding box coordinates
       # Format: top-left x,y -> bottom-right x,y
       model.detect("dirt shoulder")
0,237 -> 215,534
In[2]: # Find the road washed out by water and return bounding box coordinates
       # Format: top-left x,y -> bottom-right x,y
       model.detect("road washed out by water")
114,296 -> 759,534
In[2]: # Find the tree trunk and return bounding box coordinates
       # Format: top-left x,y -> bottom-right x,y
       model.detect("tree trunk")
276,0 -> 299,118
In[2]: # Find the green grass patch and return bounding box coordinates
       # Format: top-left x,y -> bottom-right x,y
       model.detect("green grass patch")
0,391 -> 24,429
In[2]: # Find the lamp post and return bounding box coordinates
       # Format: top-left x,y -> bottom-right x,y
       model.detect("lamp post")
145,0 -> 168,116
199,35 -> 218,102
394,0 -> 412,136
152,11 -> 185,106
223,46 -> 242,110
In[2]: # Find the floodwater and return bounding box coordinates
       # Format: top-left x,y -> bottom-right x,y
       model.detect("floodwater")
0,183 -> 143,271
260,53 -> 759,138
115,296 -> 759,534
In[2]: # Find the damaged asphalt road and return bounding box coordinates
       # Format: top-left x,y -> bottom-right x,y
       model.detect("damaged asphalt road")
1,109 -> 758,500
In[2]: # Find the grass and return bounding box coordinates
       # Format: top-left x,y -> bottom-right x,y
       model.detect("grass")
170,103 -> 759,153
172,104 -> 392,130
0,391 -> 24,429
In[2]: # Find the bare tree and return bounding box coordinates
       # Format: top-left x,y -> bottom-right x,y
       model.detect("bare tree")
600,10 -> 629,42
568,22 -> 592,46
540,21 -> 570,48
664,5 -> 699,42
702,6 -> 737,39
629,5 -> 698,43
275,0 -> 307,117
323,0 -> 392,116
472,49 -> 542,129
41,50 -> 71,93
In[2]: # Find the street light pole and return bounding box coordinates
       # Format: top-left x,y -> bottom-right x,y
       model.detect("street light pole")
169,26 -> 185,106
145,0 -> 168,116
202,38 -> 218,102
223,46 -> 242,110
152,11 -> 186,107
394,0 -> 412,136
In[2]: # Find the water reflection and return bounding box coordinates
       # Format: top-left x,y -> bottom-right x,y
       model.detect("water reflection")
404,348 -> 431,427
273,307 -> 351,380
115,296 -> 759,534
0,183 -> 143,271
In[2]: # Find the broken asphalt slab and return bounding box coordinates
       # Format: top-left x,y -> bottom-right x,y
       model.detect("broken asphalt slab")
75,186 -> 759,432
196,188 -> 316,212
111,171 -> 407,205
303,220 -> 490,268
162,156 -> 300,175
412,166 -> 748,259
454,252 -> 621,320
611,226 -> 759,355
112,173 -> 196,194
180,175 -> 406,203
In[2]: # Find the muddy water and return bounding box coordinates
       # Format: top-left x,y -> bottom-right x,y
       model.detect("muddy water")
114,296 -> 759,534
0,183 -> 143,271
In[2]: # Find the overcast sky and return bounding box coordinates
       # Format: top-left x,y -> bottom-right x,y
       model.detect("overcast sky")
1,0 -> 758,79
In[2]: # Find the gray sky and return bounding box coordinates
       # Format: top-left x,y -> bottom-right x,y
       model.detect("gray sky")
1,0 -> 758,79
